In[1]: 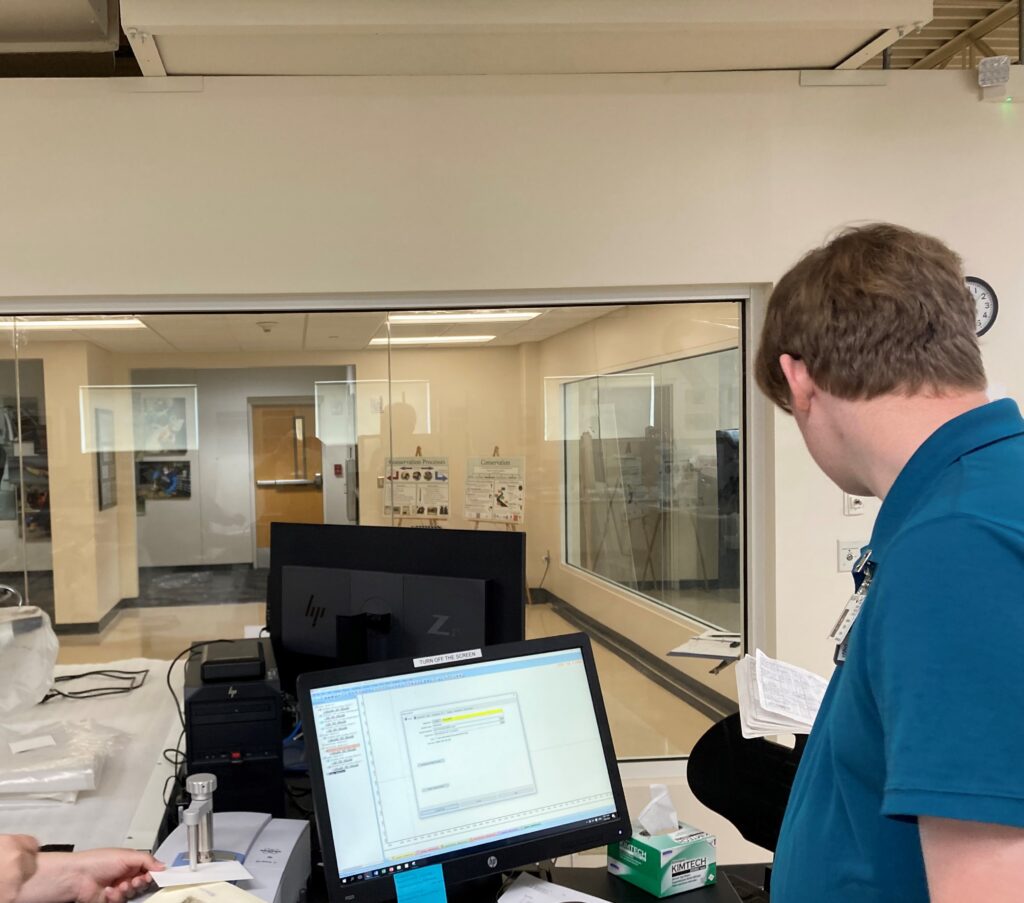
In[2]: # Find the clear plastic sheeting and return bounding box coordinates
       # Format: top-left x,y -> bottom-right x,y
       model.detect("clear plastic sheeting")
0,720 -> 127,803
0,606 -> 58,714
78,384 -> 199,453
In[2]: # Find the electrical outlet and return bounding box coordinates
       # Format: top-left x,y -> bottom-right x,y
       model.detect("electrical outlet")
837,540 -> 868,572
843,493 -> 867,516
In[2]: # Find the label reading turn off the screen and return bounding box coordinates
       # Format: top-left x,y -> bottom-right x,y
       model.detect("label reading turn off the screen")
413,649 -> 483,669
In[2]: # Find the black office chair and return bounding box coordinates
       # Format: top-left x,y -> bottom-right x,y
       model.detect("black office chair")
686,713 -> 807,899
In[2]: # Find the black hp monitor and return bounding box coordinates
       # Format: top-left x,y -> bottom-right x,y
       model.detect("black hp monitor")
298,634 -> 630,903
268,523 -> 526,693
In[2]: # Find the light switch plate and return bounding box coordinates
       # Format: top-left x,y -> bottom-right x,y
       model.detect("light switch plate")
837,540 -> 868,572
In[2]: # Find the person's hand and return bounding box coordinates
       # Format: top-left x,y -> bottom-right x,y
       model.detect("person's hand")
0,836 -> 39,903
18,849 -> 164,903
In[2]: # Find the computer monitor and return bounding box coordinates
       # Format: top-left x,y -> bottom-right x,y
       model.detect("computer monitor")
280,565 -> 487,663
297,633 -> 630,903
267,523 -> 526,692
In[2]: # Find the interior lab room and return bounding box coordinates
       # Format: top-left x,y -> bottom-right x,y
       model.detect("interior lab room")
0,2 -> 1020,902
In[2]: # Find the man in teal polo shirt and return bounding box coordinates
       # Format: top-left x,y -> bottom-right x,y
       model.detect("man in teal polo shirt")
755,223 -> 1024,901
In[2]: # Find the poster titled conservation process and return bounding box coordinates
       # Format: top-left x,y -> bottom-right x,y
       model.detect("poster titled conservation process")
384,457 -> 450,519
464,457 -> 525,524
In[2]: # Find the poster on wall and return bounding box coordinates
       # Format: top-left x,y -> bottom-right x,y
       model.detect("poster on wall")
464,457 -> 525,525
137,395 -> 188,454
136,460 -> 191,500
95,408 -> 118,511
383,457 -> 449,519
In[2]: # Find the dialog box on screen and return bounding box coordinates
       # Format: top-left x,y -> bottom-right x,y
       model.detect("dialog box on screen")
401,693 -> 537,818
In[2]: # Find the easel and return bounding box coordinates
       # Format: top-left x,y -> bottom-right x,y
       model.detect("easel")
469,446 -> 532,606
586,438 -> 629,572
394,447 -> 444,528
472,447 -> 520,533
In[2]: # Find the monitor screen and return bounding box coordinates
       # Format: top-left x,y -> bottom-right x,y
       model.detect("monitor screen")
298,634 -> 629,903
268,523 -> 525,693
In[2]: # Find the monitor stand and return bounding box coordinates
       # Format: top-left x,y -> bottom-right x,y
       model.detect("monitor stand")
444,874 -> 503,903
335,611 -> 393,665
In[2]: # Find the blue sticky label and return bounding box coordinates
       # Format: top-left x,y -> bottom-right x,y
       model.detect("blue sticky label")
393,864 -> 447,903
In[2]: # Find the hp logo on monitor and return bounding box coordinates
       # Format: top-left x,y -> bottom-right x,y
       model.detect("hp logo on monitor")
305,595 -> 327,628
487,856 -> 498,869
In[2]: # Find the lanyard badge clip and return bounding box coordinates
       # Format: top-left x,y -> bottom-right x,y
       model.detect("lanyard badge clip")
830,549 -> 873,663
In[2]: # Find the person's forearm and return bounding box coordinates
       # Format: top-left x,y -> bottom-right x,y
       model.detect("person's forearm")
14,853 -> 75,903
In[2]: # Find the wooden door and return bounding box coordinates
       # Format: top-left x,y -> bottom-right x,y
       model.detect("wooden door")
253,404 -> 324,555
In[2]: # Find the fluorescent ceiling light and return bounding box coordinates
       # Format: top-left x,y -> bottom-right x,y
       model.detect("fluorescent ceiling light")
369,335 -> 496,346
388,310 -> 541,324
0,317 -> 146,331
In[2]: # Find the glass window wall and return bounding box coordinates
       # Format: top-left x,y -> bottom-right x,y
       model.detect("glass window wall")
1,301 -> 744,757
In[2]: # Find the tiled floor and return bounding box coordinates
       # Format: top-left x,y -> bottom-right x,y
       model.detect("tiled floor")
58,601 -> 713,759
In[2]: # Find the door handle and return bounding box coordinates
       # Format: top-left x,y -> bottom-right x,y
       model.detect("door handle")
256,476 -> 322,488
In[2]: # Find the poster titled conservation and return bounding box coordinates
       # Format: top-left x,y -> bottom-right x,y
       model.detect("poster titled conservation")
464,457 -> 525,524
383,457 -> 450,519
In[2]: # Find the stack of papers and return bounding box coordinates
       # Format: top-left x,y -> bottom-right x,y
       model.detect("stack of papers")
667,630 -> 741,661
735,650 -> 828,738
499,873 -> 610,903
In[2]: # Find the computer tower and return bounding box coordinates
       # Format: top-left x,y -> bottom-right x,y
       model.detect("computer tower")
184,637 -> 285,817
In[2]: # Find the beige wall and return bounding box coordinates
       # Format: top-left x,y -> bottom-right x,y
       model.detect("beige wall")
15,342 -> 139,624
1,70 -> 1021,674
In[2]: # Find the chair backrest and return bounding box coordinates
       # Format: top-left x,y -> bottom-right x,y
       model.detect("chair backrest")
686,713 -> 806,852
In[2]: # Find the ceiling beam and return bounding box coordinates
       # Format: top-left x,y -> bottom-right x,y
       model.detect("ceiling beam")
124,27 -> 167,76
971,35 -> 998,55
835,25 -> 927,69
911,1 -> 1019,68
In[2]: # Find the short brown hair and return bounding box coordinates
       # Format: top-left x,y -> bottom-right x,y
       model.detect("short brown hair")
756,223 -> 986,412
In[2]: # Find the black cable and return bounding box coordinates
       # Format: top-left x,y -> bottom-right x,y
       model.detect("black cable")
162,729 -> 186,767
161,729 -> 186,806
537,557 -> 551,590
41,668 -> 149,703
166,640 -> 232,728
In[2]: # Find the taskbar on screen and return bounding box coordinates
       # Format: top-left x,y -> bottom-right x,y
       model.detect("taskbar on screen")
337,810 -> 619,885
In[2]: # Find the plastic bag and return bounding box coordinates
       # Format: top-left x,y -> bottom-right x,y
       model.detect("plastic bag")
0,720 -> 126,796
0,791 -> 79,807
0,606 -> 58,713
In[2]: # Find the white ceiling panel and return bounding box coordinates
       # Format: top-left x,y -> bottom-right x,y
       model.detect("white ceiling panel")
303,312 -> 387,351
121,0 -> 931,77
223,313 -> 307,352
140,314 -> 245,351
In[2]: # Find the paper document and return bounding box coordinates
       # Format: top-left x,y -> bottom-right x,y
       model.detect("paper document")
151,883 -> 263,903
668,629 -> 742,661
735,650 -> 828,739
500,873 -> 611,903
150,861 -> 254,888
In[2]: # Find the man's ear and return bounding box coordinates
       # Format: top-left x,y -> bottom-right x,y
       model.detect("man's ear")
779,354 -> 815,414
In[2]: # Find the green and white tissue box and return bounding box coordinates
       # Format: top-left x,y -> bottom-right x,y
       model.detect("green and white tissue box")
607,822 -> 717,897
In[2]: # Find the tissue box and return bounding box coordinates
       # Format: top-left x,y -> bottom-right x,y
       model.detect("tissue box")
608,822 -> 717,897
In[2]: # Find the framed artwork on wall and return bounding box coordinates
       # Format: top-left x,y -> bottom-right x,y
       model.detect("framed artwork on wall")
136,460 -> 191,500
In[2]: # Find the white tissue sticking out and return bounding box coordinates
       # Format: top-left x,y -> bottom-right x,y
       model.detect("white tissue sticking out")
637,783 -> 679,836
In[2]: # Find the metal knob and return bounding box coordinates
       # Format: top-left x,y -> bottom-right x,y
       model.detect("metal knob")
186,773 -> 217,799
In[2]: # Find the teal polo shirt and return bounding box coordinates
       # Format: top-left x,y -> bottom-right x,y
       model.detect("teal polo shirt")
772,399 -> 1024,902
